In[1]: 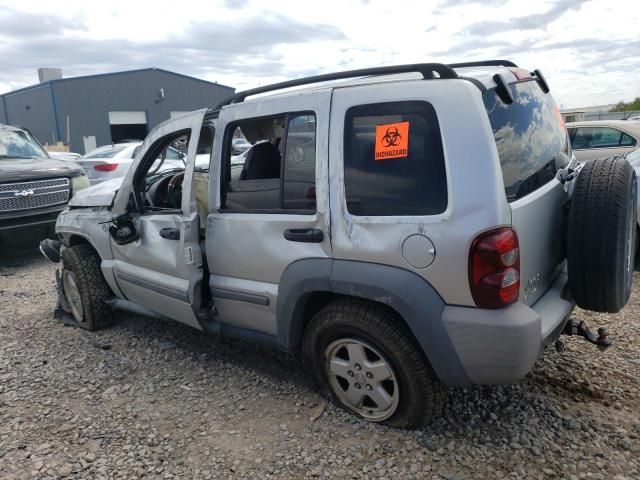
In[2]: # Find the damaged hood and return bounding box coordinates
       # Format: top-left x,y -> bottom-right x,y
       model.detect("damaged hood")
0,157 -> 84,180
69,177 -> 122,207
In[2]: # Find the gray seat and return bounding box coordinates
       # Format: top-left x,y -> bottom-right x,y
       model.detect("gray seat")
240,142 -> 281,180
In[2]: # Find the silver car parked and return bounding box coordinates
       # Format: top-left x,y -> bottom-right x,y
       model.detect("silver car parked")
567,120 -> 640,162
41,61 -> 637,428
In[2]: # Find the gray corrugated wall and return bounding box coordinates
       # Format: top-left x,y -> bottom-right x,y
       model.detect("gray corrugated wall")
52,70 -> 234,153
1,84 -> 59,145
0,97 -> 7,124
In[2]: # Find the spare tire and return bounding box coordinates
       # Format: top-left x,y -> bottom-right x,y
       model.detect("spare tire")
568,158 -> 637,313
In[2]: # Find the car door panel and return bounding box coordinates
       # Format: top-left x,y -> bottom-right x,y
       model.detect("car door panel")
206,93 -> 331,335
110,110 -> 208,329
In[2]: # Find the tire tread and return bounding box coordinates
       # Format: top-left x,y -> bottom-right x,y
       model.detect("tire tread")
61,244 -> 113,331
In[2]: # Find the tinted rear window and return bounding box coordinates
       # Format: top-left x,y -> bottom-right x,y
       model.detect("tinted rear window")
483,80 -> 570,201
344,101 -> 447,216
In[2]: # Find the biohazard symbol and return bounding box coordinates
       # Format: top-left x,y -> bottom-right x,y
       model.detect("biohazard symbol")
381,126 -> 402,147
375,121 -> 409,161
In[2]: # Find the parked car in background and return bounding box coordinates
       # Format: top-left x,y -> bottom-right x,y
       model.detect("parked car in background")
231,137 -> 251,155
567,120 -> 640,162
0,124 -> 89,246
76,141 -> 190,185
47,151 -> 81,162
73,142 -> 140,185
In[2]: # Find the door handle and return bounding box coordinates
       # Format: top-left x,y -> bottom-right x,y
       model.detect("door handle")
283,228 -> 324,243
159,227 -> 180,240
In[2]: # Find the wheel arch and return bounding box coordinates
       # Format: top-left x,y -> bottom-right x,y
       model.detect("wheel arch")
61,232 -> 124,299
277,259 -> 470,386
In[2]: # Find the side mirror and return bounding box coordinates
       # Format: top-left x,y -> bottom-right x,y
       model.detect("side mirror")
109,213 -> 139,245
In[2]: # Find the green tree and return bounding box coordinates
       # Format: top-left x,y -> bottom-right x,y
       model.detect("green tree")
611,97 -> 640,112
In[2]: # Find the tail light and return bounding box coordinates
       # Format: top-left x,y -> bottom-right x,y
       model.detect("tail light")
469,227 -> 520,308
94,163 -> 119,172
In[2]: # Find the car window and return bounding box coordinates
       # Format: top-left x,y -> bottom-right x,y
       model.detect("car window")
221,112 -> 316,212
620,133 -> 637,147
343,101 -> 447,216
571,127 -> 625,149
484,80 -> 569,202
84,145 -> 128,159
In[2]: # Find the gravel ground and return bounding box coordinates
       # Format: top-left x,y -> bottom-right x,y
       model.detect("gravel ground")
1,248 -> 639,480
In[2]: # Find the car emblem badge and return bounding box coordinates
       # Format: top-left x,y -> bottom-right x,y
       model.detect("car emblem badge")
14,189 -> 35,197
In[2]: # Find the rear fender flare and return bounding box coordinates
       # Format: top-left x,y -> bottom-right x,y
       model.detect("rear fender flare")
277,259 -> 470,386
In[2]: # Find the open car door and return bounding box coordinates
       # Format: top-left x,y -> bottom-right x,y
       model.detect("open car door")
109,110 -> 211,329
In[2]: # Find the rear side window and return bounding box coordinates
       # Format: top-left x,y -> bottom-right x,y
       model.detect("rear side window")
343,101 -> 447,216
621,133 -> 637,147
570,127 -> 636,149
484,80 -> 570,202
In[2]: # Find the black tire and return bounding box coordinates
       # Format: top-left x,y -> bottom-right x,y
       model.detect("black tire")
568,158 -> 637,313
61,244 -> 113,331
302,298 -> 444,428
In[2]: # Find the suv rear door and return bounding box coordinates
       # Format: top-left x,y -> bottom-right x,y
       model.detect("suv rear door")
206,91 -> 331,336
483,79 -> 572,306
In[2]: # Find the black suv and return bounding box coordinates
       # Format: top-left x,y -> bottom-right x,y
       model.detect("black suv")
0,124 -> 89,246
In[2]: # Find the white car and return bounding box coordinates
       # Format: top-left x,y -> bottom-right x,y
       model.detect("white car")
231,137 -> 251,155
75,142 -> 188,185
567,120 -> 640,162
74,142 -> 140,185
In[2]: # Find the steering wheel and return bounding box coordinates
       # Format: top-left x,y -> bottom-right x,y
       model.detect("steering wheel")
167,172 -> 184,209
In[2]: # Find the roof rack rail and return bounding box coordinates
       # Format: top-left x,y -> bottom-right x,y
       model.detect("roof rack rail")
215,63 -> 459,108
448,60 -> 518,68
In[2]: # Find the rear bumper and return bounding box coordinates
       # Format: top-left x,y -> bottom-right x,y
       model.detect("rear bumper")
442,272 -> 573,385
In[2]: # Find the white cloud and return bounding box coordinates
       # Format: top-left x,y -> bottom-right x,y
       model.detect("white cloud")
0,0 -> 638,108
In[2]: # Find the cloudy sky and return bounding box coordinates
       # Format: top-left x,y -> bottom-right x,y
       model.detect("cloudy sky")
0,0 -> 638,109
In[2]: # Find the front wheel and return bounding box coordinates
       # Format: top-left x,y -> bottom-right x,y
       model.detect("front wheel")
61,244 -> 113,331
302,298 -> 444,428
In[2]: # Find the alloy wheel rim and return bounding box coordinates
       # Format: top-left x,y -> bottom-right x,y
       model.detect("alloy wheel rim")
62,270 -> 84,323
324,338 -> 399,422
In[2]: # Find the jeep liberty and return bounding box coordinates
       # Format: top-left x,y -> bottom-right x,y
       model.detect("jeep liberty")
41,61 -> 637,428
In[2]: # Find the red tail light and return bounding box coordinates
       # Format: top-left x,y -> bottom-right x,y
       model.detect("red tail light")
469,227 -> 520,308
94,163 -> 119,172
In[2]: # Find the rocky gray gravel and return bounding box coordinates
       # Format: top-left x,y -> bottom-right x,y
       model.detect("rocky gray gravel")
1,248 -> 639,479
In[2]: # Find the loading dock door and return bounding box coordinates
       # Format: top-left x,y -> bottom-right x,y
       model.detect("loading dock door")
108,111 -> 148,143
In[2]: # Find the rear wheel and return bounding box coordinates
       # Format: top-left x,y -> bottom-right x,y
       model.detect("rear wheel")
568,158 -> 637,313
61,244 -> 113,331
302,298 -> 444,428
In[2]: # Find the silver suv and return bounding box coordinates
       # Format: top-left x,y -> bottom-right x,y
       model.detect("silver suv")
41,61 -> 637,428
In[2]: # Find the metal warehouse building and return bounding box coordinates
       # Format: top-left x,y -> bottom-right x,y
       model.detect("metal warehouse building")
0,68 -> 234,153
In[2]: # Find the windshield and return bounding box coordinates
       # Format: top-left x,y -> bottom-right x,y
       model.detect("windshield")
0,129 -> 48,159
483,79 -> 570,201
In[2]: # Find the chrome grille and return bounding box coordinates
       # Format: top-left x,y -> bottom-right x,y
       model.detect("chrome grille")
0,177 -> 70,212
0,177 -> 69,193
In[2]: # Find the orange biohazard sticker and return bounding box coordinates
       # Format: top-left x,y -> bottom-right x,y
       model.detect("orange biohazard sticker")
375,121 -> 409,161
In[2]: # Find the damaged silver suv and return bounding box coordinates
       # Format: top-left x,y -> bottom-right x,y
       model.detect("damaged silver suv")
41,61 -> 637,428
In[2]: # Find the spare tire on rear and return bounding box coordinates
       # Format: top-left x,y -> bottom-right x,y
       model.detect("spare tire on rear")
568,158 -> 637,313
